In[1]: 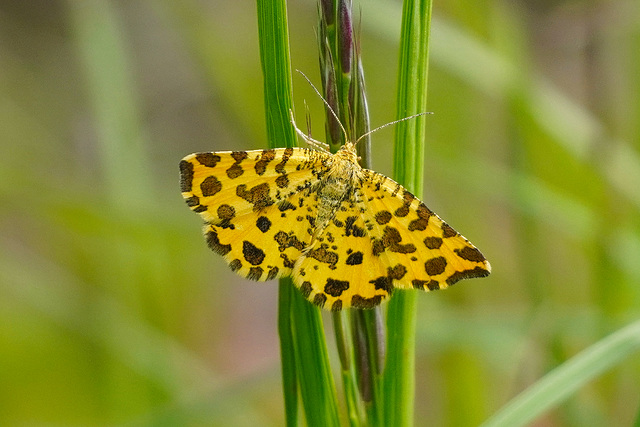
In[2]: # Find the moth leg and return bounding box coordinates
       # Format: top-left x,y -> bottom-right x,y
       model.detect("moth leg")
290,109 -> 330,152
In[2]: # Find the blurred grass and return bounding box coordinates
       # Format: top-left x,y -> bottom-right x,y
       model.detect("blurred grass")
482,319 -> 640,427
1,0 -> 639,425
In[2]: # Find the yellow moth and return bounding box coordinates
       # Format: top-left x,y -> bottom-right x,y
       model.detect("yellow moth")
180,113 -> 490,310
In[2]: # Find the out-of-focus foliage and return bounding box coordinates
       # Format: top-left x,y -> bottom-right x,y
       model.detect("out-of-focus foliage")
1,0 -> 638,425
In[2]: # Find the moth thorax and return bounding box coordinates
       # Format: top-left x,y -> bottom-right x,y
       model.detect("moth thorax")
336,142 -> 359,164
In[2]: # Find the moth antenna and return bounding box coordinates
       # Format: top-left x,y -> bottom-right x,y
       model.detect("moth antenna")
290,109 -> 330,151
296,69 -> 349,143
354,112 -> 433,145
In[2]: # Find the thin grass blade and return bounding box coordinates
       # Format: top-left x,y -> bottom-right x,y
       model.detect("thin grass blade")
481,320 -> 640,427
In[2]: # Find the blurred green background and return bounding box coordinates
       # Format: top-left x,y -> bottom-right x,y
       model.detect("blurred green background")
1,0 -> 639,425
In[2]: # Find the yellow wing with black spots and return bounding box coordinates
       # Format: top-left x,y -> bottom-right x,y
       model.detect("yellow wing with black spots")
361,169 -> 490,290
291,169 -> 490,310
180,147 -> 329,223
292,209 -> 391,311
180,147 -> 330,281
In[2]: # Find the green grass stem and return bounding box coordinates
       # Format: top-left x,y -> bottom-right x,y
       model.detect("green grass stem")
256,1 -> 340,425
383,0 -> 432,426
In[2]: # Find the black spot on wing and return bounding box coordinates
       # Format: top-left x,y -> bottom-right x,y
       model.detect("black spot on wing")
278,200 -> 296,212
229,259 -> 242,272
416,204 -> 432,219
442,223 -> 457,238
266,266 -> 279,280
307,247 -> 338,267
427,281 -> 440,290
423,236 -> 443,249
388,264 -> 407,280
225,151 -> 248,179
237,183 -> 274,210
313,293 -> 327,308
394,205 -> 410,217
281,253 -> 295,269
372,226 -> 416,255
455,246 -> 486,263
412,279 -> 440,291
394,191 -> 415,218
195,153 -> 221,167
408,217 -> 428,231
275,147 -> 294,174
300,281 -> 312,297
375,210 -> 392,225
217,204 -> 235,220
205,228 -> 231,256
351,294 -> 384,309
369,276 -> 392,293
324,278 -> 350,297
226,163 -> 243,179
243,241 -> 265,265
345,251 -> 363,265
200,176 -> 222,197
247,266 -> 264,280
255,149 -> 276,175
185,195 -> 199,207
276,174 -> 290,188
179,160 -> 194,192
231,151 -> 248,162
425,256 -> 447,276
345,216 -> 366,237
273,231 -> 305,251
446,267 -> 490,286
256,216 -> 272,232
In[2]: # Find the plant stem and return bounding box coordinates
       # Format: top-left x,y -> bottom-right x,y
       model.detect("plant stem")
384,0 -> 433,425
256,1 -> 340,425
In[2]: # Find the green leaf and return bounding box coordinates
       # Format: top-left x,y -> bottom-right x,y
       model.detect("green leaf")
482,320 -> 640,427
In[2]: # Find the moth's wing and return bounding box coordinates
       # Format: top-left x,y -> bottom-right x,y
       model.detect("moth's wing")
180,147 -> 329,221
180,147 -> 330,280
361,170 -> 491,290
292,169 -> 490,311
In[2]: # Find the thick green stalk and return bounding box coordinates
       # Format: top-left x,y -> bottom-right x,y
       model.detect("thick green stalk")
255,1 -> 298,424
319,0 -> 384,425
290,289 -> 341,427
384,0 -> 432,426
256,1 -> 340,425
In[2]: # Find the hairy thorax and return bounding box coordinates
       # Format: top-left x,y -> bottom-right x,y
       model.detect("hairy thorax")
312,142 -> 362,242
